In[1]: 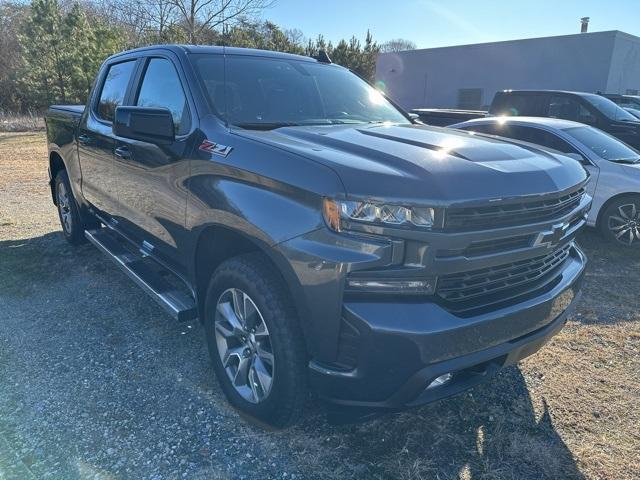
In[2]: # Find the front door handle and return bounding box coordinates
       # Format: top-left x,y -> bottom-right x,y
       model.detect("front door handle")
78,134 -> 92,144
114,146 -> 131,159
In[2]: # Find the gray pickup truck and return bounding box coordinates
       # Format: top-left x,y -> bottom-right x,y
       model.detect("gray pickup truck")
45,45 -> 590,427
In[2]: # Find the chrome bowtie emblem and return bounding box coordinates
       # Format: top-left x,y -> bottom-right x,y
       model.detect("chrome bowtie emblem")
533,222 -> 570,248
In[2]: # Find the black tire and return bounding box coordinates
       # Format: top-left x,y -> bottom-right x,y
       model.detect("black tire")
203,252 -> 308,428
598,196 -> 640,247
54,170 -> 99,245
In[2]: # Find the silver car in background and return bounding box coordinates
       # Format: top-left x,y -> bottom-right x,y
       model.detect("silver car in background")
450,117 -> 640,247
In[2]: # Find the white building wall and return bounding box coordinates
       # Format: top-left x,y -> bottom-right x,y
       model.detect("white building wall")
376,31 -> 622,110
606,31 -> 640,94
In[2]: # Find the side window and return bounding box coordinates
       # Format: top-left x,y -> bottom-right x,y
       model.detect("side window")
463,124 -> 504,136
548,96 -> 596,124
97,61 -> 136,122
508,126 -> 583,159
136,58 -> 191,135
490,94 -> 539,116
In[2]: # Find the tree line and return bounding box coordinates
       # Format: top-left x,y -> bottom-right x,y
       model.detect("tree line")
0,0 -> 415,113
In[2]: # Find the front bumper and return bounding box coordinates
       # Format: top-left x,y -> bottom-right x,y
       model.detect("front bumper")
308,244 -> 586,409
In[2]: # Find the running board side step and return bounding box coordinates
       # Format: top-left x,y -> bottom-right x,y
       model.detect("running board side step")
85,229 -> 198,322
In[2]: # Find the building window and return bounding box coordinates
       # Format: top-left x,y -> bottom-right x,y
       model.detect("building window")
457,88 -> 483,110
626,89 -> 639,95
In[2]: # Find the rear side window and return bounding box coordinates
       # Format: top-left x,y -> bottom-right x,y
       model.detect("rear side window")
490,94 -> 539,116
519,127 -> 581,155
461,123 -> 503,135
136,58 -> 191,135
97,61 -> 136,122
547,96 -> 596,124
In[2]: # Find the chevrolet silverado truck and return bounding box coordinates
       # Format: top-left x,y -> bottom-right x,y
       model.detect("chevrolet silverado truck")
413,90 -> 640,150
46,45 -> 590,427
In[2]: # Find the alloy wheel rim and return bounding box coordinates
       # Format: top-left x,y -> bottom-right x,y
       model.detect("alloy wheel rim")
214,288 -> 275,404
608,203 -> 640,246
57,182 -> 72,233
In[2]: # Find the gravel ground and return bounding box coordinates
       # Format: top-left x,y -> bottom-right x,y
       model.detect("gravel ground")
1,132 -> 639,479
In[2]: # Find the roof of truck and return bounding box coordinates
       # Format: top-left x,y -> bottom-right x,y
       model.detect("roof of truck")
497,89 -> 599,97
107,44 -> 317,63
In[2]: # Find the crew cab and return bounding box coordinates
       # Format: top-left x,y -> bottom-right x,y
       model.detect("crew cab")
413,90 -> 640,149
46,45 -> 590,427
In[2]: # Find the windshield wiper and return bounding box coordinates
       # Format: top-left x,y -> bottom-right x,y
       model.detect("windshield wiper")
610,158 -> 640,164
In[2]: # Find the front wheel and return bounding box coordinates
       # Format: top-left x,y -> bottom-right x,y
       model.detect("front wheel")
203,252 -> 308,428
599,196 -> 640,247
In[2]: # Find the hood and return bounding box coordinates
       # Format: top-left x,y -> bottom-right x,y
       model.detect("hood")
235,124 -> 588,205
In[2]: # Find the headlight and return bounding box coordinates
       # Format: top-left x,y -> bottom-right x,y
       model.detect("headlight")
323,198 -> 435,232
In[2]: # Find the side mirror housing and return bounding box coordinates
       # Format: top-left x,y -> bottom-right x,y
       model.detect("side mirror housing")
113,106 -> 175,145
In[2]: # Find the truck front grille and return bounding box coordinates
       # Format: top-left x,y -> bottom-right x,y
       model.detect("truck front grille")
437,243 -> 572,304
444,187 -> 585,231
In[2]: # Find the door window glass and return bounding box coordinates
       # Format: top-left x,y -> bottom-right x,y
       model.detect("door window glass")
513,126 -> 580,154
548,96 -> 596,124
489,94 -> 540,116
97,61 -> 136,122
136,58 -> 191,135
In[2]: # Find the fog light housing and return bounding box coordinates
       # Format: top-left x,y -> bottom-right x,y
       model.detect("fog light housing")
426,373 -> 453,390
346,277 -> 437,295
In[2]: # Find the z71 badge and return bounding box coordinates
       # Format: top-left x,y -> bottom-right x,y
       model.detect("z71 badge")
199,140 -> 232,157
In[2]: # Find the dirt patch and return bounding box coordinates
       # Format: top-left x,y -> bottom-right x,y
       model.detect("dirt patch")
0,132 -> 638,479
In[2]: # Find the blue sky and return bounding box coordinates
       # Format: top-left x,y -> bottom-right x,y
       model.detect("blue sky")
261,0 -> 639,48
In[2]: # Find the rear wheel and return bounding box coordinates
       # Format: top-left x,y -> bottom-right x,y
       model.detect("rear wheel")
599,196 -> 640,247
203,252 -> 308,428
55,170 -> 98,245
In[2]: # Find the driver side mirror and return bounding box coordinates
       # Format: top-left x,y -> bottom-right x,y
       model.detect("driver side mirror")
113,106 -> 175,145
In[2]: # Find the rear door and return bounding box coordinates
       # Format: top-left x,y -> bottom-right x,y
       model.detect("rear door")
78,59 -> 138,215
112,54 -> 195,276
543,94 -> 599,127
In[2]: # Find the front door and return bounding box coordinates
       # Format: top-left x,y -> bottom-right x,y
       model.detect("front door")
78,60 -> 137,215
112,56 -> 194,276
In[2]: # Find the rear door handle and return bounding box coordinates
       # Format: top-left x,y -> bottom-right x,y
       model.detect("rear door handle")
78,134 -> 92,144
114,146 -> 131,159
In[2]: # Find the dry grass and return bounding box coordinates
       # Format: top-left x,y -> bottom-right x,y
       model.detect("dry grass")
1,131 -> 639,479
0,112 -> 45,133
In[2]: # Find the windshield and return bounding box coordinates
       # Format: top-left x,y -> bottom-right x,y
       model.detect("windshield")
582,94 -> 638,122
194,54 -> 410,128
564,126 -> 640,162
626,107 -> 640,120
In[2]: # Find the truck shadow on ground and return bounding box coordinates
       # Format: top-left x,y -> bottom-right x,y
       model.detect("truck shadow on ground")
290,367 -> 585,479
0,229 -> 631,479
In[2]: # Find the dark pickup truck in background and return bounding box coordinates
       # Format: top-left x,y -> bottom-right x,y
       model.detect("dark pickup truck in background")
46,45 -> 590,427
413,90 -> 640,149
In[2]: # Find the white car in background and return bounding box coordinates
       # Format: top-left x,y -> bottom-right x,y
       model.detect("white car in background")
450,117 -> 640,247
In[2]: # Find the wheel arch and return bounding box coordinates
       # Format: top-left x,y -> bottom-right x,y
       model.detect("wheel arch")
595,192 -> 640,228
192,224 -> 312,353
49,150 -> 66,205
